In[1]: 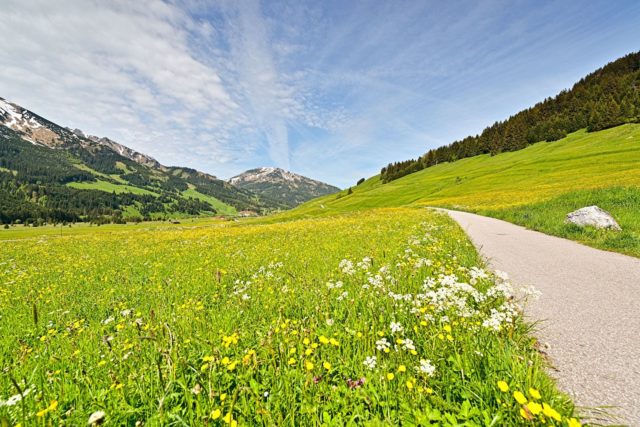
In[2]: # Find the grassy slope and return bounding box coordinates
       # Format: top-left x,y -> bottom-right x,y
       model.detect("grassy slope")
281,125 -> 640,256
182,186 -> 237,215
67,179 -> 158,196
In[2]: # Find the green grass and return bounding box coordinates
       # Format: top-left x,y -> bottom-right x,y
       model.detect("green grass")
67,179 -> 158,196
0,208 -> 578,426
72,163 -> 127,184
480,187 -> 640,257
183,186 -> 237,215
281,125 -> 640,256
0,217 -> 228,240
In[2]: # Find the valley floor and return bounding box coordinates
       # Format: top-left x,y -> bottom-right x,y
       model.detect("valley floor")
0,208 -> 580,426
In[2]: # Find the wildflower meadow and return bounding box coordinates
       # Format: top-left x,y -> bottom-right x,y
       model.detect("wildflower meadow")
0,208 -> 580,425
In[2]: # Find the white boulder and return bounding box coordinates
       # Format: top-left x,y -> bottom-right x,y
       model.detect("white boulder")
566,205 -> 621,230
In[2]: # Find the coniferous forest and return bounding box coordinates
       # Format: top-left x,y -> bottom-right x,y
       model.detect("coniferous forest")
381,52 -> 640,183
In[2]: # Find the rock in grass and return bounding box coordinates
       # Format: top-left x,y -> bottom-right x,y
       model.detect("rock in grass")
87,411 -> 106,425
566,205 -> 621,230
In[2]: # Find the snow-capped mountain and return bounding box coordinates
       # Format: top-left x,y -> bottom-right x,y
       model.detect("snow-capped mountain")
229,167 -> 340,208
0,96 -> 286,221
0,97 -> 160,168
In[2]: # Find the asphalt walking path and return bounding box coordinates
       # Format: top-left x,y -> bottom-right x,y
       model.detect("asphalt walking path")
441,209 -> 640,426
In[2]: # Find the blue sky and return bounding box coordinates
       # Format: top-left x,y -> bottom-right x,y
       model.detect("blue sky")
1,1 -> 639,187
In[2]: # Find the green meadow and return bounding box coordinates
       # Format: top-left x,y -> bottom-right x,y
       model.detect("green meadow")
0,208 -> 578,426
283,125 -> 640,256
3,124 -> 637,426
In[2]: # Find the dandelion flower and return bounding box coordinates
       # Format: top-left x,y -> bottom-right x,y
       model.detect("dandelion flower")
513,391 -> 527,405
528,387 -> 541,400
542,403 -> 562,421
568,418 -> 582,427
497,381 -> 509,392
323,362 -> 331,371
520,407 -> 533,420
386,373 -> 394,381
527,402 -> 542,415
210,409 -> 221,420
397,365 -> 406,373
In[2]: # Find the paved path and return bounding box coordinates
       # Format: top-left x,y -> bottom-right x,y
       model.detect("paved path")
441,209 -> 640,426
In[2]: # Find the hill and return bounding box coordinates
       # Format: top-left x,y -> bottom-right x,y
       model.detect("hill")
381,51 -> 640,183
282,124 -> 640,256
229,167 -> 339,208
0,97 -> 286,224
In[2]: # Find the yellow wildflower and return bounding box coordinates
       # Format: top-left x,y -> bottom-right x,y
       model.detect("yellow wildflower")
323,361 -> 331,371
529,387 -> 541,400
211,409 -> 221,420
397,365 -> 406,373
568,418 -> 582,427
386,373 -> 394,381
513,391 -> 527,405
520,407 -> 533,420
497,381 -> 509,392
542,403 -> 562,421
527,402 -> 542,415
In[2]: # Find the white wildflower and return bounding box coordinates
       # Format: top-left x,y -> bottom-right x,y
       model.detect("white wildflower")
375,338 -> 391,351
339,259 -> 356,275
402,338 -> 416,351
390,321 -> 403,333
0,387 -> 33,407
363,355 -> 377,370
417,359 -> 436,377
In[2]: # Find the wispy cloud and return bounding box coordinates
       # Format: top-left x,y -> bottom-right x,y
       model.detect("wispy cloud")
1,0 -> 639,186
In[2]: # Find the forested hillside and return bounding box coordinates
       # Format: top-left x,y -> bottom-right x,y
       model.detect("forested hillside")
0,108 -> 284,224
381,51 -> 640,182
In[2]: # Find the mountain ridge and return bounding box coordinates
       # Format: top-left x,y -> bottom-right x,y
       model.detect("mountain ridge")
0,97 -> 294,223
229,167 -> 340,208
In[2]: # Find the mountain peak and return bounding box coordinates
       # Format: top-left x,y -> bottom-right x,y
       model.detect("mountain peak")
0,97 -> 161,168
229,168 -> 339,208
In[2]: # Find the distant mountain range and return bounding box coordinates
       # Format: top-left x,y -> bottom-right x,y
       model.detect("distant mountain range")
0,98 -> 337,224
230,167 -> 339,208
